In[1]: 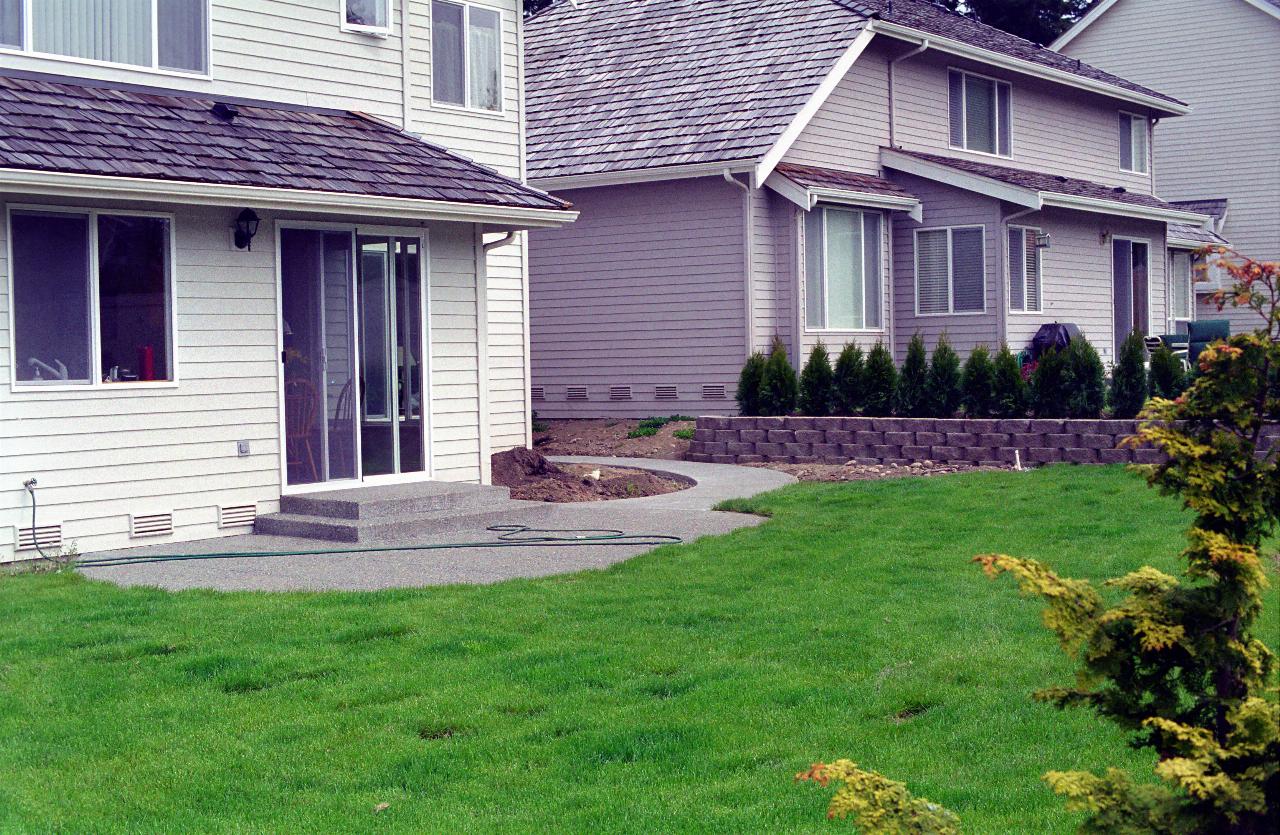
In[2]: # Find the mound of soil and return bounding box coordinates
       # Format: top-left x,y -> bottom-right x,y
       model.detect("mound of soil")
491,448 -> 691,502
532,418 -> 694,459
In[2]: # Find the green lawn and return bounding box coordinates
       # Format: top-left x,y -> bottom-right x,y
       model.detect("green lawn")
1,466 -> 1276,833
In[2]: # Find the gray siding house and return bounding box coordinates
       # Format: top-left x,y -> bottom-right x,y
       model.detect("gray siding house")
0,0 -> 576,561
525,0 -> 1217,418
1054,0 -> 1280,334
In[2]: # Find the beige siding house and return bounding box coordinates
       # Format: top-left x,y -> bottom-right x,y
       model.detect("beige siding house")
1054,0 -> 1280,332
0,0 -> 575,561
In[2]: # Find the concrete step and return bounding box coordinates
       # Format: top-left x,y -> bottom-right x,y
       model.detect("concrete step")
279,481 -> 511,521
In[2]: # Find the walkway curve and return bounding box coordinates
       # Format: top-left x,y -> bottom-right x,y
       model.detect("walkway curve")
80,458 -> 795,592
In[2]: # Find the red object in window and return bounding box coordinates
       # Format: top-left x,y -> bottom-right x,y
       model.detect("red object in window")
138,345 -> 155,381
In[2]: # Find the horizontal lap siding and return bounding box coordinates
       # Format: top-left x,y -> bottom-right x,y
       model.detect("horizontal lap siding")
528,178 -> 746,417
1062,0 -> 1280,334
782,41 -> 891,174
427,222 -> 483,481
890,174 -> 1002,360
894,50 -> 1154,194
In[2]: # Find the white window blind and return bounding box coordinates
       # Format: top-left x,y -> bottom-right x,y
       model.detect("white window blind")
949,69 -> 1011,156
805,208 -> 883,330
1120,113 -> 1149,173
1008,227 -> 1042,313
1171,251 -> 1192,321
17,0 -> 207,73
916,227 -> 986,315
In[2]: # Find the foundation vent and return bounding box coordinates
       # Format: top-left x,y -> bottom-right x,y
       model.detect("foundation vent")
566,385 -> 588,402
18,524 -> 62,552
130,512 -> 174,539
218,504 -> 258,529
530,386 -> 545,401
702,383 -> 727,399
654,385 -> 679,401
609,385 -> 632,401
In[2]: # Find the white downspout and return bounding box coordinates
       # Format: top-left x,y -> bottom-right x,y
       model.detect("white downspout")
1000,207 -> 1038,347
887,39 -> 929,148
724,170 -> 755,357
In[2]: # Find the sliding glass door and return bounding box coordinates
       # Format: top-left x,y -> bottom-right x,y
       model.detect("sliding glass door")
358,235 -> 426,479
1113,238 -> 1150,357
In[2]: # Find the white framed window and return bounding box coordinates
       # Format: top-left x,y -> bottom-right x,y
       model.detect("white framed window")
0,0 -> 209,75
949,69 -> 1012,157
1008,226 -> 1043,313
1169,250 -> 1194,324
7,206 -> 176,389
1119,112 -> 1149,174
342,0 -> 392,35
804,207 -> 883,331
431,0 -> 503,113
915,226 -> 986,316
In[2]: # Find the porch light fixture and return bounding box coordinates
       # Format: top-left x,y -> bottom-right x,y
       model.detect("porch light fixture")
234,209 -> 261,251
1036,232 -> 1052,249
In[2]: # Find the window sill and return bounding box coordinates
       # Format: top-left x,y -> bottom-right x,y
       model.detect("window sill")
0,46 -> 211,80
10,381 -> 180,394
803,327 -> 886,335
912,310 -> 989,318
340,23 -> 393,38
947,144 -> 1012,161
1009,309 -> 1046,315
429,99 -> 510,120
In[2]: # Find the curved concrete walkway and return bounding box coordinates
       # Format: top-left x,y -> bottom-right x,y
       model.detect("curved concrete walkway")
80,458 -> 794,592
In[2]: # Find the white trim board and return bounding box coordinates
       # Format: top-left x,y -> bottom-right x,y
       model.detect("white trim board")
763,171 -> 923,222
0,169 -> 578,229
529,160 -> 755,191
1052,0 -> 1280,50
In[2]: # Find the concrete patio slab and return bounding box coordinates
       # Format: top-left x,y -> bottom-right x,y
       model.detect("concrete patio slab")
78,458 -> 794,592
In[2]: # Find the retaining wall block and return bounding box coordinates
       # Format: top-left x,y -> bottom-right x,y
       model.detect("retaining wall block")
701,441 -> 728,455
872,418 -> 904,432
726,441 -> 755,455
740,429 -> 767,443
964,446 -> 995,463
703,416 -> 731,430
1096,419 -> 1136,434
755,417 -> 785,429
825,430 -> 854,444
710,454 -> 737,464
693,428 -> 717,442
687,452 -> 712,463
812,443 -> 840,459
900,445 -> 931,459
1045,433 -> 1079,447
1064,448 -> 1100,464
931,445 -> 962,462
1133,448 -> 1166,465
787,417 -> 816,430
899,418 -> 937,432
963,419 -> 999,434
915,431 -> 945,446
946,432 -> 977,447
979,433 -> 1012,447
783,443 -> 812,457
736,454 -> 764,464
841,417 -> 876,431
1028,419 -> 1066,433
884,431 -> 914,446
756,442 -> 786,456
1011,433 -> 1041,448
1099,447 -> 1134,464
855,431 -> 884,445
873,444 -> 901,459
997,419 -> 1032,433
1080,433 -> 1117,450
767,430 -> 796,443
794,429 -> 825,444
714,430 -> 739,442
1029,447 -> 1063,463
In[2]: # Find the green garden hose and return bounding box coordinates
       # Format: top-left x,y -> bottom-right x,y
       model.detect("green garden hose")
74,525 -> 684,570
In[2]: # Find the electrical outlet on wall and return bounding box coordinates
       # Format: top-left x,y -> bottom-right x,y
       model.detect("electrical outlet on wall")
237,441 -> 251,457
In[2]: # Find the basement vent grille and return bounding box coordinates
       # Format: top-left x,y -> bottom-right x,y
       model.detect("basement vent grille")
129,512 -> 174,539
609,385 -> 632,401
566,385 -> 588,402
18,524 -> 61,552
654,385 -> 679,401
530,386 -> 545,401
218,504 -> 257,529
702,383 -> 727,399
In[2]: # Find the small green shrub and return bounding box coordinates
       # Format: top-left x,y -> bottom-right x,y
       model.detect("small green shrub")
927,334 -> 963,418
735,351 -> 767,416
961,345 -> 997,418
531,410 -> 549,433
862,341 -> 897,417
1109,330 -> 1149,418
759,337 -> 798,416
896,333 -> 930,417
1148,346 -> 1186,400
992,343 -> 1028,418
1030,347 -> 1069,418
672,427 -> 694,441
833,344 -> 865,416
1064,337 -> 1105,419
799,342 -> 836,417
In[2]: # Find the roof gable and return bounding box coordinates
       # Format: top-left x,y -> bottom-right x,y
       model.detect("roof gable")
1052,0 -> 1280,50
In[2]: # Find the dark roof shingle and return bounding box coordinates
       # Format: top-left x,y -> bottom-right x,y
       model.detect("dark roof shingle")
0,75 -> 568,211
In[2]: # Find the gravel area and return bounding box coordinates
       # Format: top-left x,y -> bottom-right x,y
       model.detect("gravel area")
746,460 -> 1011,482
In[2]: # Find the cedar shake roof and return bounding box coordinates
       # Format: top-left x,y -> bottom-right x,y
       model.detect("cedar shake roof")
526,0 -> 1182,180
1167,222 -> 1230,248
773,162 -> 917,200
0,74 -> 569,212
885,148 -> 1190,213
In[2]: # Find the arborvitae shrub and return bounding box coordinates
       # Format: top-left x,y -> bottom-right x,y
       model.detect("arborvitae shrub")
962,345 -> 997,418
992,343 -> 1028,418
735,351 -> 767,416
833,344 -> 865,415
759,336 -> 798,416
1030,347 -> 1070,418
798,342 -> 836,417
862,341 -> 897,417
896,333 -> 930,417
1064,337 -> 1106,419
1149,346 -> 1186,400
927,334 -> 963,417
1110,330 -> 1149,419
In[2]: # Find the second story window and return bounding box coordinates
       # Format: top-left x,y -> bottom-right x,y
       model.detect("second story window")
949,69 -> 1011,157
344,0 -> 391,34
432,1 -> 502,112
0,0 -> 207,75
1119,112 -> 1150,174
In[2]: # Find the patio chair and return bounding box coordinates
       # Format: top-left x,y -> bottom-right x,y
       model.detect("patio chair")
1187,319 -> 1231,370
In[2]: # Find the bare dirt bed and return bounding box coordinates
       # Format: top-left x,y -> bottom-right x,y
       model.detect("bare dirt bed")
747,460 -> 1010,482
532,418 -> 694,460
491,447 -> 691,502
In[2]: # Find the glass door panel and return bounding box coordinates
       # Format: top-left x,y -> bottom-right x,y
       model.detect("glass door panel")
396,238 -> 425,474
280,229 -> 357,486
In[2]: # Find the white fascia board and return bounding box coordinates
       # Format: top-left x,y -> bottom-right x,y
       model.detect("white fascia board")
764,171 -> 924,221
529,161 -> 755,191
1243,0 -> 1280,23
1040,193 -> 1211,225
869,19 -> 1190,116
1049,0 -> 1122,50
1167,236 -> 1209,250
0,169 -> 579,228
763,171 -> 813,210
752,27 -> 877,188
880,149 -> 1041,208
